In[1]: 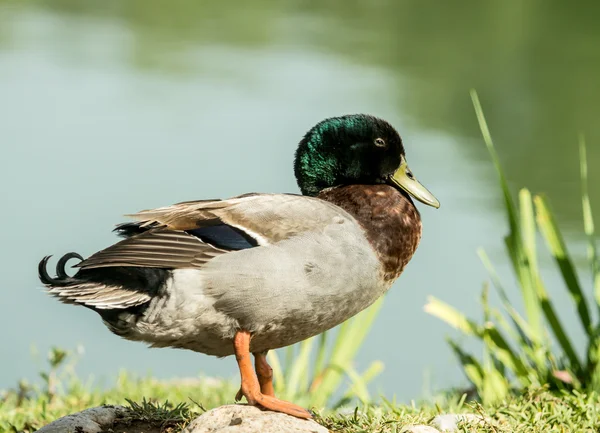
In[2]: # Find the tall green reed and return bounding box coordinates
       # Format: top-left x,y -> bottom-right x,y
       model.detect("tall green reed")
426,90 -> 600,404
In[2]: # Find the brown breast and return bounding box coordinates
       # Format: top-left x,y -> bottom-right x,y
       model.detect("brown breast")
318,184 -> 423,282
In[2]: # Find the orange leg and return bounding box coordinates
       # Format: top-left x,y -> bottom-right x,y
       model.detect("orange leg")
254,351 -> 275,397
233,330 -> 312,419
234,351 -> 274,400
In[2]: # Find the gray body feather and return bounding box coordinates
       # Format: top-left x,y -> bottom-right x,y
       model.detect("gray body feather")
76,194 -> 388,356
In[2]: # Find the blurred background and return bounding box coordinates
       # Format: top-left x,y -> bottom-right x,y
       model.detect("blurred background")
1,0 -> 599,401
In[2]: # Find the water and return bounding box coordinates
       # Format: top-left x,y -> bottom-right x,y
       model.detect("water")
1,1 -> 599,401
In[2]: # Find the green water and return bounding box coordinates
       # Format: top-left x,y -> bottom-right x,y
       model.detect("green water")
1,1 -> 599,400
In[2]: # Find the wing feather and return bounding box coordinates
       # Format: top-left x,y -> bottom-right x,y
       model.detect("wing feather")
76,229 -> 227,270
75,194 -> 350,271
127,194 -> 349,244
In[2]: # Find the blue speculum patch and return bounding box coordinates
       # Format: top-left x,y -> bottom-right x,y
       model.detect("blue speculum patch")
186,224 -> 258,250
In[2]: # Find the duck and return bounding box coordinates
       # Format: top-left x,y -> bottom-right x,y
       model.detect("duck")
38,114 -> 439,419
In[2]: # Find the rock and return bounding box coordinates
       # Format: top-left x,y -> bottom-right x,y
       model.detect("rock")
37,405 -> 127,433
431,413 -> 487,431
403,425 -> 441,433
184,404 -> 329,433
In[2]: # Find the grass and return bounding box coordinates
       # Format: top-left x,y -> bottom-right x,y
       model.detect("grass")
3,366 -> 600,432
321,388 -> 600,432
0,365 -> 235,432
426,90 -> 600,405
5,339 -> 600,432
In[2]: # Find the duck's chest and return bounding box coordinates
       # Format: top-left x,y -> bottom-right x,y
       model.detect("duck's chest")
318,184 -> 423,282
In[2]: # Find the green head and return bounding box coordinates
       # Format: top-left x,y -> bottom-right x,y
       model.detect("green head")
294,114 -> 440,208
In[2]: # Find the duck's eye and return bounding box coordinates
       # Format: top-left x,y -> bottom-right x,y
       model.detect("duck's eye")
374,138 -> 386,147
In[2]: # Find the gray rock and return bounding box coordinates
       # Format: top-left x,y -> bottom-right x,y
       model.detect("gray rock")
184,404 -> 329,433
36,405 -> 127,433
431,413 -> 487,431
403,425 -> 440,433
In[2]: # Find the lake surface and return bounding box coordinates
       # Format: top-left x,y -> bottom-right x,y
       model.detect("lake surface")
1,1 -> 599,401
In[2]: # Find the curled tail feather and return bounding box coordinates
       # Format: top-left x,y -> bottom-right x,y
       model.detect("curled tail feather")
38,253 -> 84,286
38,253 -> 152,309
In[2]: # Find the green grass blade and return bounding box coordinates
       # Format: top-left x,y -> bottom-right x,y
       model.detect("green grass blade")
472,90 -> 544,341
338,361 -> 385,405
313,331 -> 328,380
502,232 -> 544,341
447,338 -> 484,390
424,296 -> 481,336
480,295 -> 511,405
357,360 -> 385,387
489,308 -> 523,350
484,324 -> 530,383
480,286 -> 529,379
537,282 -> 583,374
481,362 -> 510,405
267,350 -> 285,393
477,248 -> 538,345
283,345 -> 294,383
471,89 -> 518,233
285,337 -> 315,399
520,189 -> 539,276
328,364 -> 369,406
480,285 -> 530,385
503,233 -> 544,342
535,194 -> 592,336
488,308 -> 545,385
308,323 -> 349,408
307,331 -> 329,394
588,341 -> 600,391
310,298 -> 383,408
579,136 -> 600,309
515,189 -> 551,365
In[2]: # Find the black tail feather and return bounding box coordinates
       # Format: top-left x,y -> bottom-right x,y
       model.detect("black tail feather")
39,253 -> 84,286
113,221 -> 160,238
56,252 -> 84,278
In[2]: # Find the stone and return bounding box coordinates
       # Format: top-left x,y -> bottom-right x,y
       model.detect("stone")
37,405 -> 127,433
184,404 -> 329,433
403,425 -> 441,433
431,413 -> 487,431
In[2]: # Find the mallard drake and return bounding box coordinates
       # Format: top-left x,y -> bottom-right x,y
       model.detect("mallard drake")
39,114 -> 439,419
